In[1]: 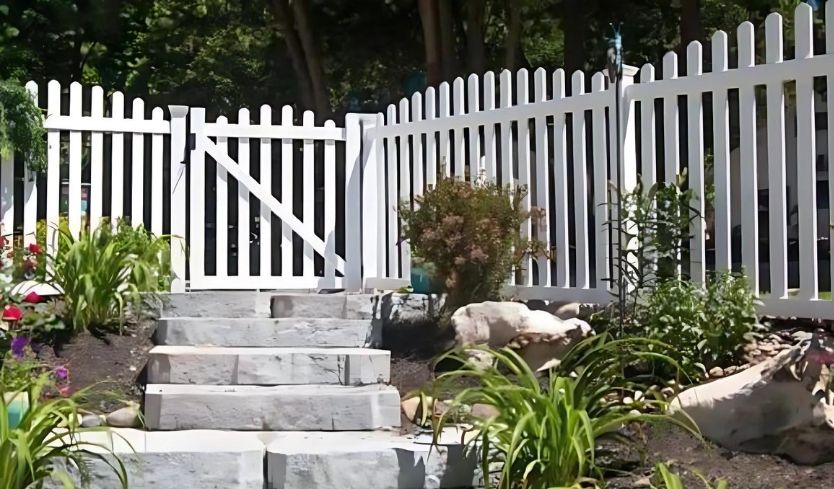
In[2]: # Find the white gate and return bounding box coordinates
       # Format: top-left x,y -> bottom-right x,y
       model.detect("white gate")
186,108 -> 363,291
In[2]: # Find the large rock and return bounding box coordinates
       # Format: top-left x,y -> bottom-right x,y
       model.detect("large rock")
669,337 -> 834,464
451,302 -> 593,371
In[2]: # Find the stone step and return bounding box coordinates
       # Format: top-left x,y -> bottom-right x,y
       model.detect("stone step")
46,429 -> 477,489
144,384 -> 401,431
153,317 -> 378,348
271,293 -> 375,320
159,292 -> 277,318
147,346 -> 390,385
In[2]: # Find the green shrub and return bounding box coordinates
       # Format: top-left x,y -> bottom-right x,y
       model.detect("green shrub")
0,374 -> 128,489
48,224 -> 170,334
0,80 -> 46,173
399,176 -> 546,310
430,338 -> 687,489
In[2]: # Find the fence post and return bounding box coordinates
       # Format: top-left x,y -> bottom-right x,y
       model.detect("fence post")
168,105 -> 189,293
344,113 -> 363,290
355,113 -> 384,290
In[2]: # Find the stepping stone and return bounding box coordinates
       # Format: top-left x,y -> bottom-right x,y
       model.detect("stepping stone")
147,346 -> 390,385
144,384 -> 401,431
153,317 -> 378,348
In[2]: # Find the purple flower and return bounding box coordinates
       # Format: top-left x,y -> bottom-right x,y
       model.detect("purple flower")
10,336 -> 29,359
54,366 -> 69,381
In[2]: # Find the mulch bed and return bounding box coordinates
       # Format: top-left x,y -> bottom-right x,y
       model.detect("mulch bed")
38,319 -> 154,413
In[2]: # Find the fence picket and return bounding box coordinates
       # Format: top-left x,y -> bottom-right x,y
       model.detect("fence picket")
215,115 -> 229,278
794,3 -> 817,299
738,21 -> 759,291
324,119 -> 337,284
68,82 -> 83,237
398,99 -> 411,277
0,128 -> 12,240
452,77 -> 466,179
190,108 -> 207,283
45,80 -> 61,252
424,87 -> 437,188
483,71 -> 497,181
686,42 -> 705,284
237,108 -> 251,277
110,91 -> 125,229
22,81 -> 38,245
517,68 -> 532,286
280,105 -> 294,277
711,31 -> 732,273
385,105 -> 399,277
571,70 -> 589,288
765,13 -> 788,298
828,1 -> 834,299
662,53 -> 679,183
302,110 -> 315,278
534,68 -> 551,286
639,65 -> 656,185
131,97 -> 146,228
499,70 -> 513,187
259,105 -> 273,279
151,107 -> 164,237
467,74 -> 481,180
438,82 -> 451,178
411,92 -> 424,198
591,72 -> 608,290
552,69 -> 570,287
89,86 -> 104,231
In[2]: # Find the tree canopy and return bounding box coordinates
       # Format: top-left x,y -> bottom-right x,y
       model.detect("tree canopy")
0,0 -> 821,118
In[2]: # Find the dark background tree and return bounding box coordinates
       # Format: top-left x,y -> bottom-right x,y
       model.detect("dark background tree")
0,0 -> 823,117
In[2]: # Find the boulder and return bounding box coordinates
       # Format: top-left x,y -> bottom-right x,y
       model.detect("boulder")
669,337 -> 834,464
545,301 -> 583,320
451,301 -> 593,371
106,404 -> 141,428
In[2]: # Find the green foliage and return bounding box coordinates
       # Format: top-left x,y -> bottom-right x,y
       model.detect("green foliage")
48,224 -> 170,334
0,80 -> 45,172
651,463 -> 729,489
399,176 -> 546,310
430,338 -> 688,489
0,374 -> 128,489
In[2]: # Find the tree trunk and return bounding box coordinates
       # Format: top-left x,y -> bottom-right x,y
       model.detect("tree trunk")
268,0 -> 315,111
438,0 -> 457,81
680,0 -> 704,69
464,0 -> 487,75
418,0 -> 443,86
563,0 -> 587,76
291,0 -> 331,121
503,0 -> 522,70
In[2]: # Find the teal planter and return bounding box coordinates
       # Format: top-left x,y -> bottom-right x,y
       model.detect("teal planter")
5,393 -> 29,429
410,266 -> 439,294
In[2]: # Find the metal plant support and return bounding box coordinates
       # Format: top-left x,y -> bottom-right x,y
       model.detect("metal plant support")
606,24 -> 626,330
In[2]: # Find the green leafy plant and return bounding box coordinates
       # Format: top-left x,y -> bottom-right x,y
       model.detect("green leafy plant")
0,80 -> 46,173
430,337 -> 689,489
651,463 -> 728,489
0,374 -> 128,489
399,176 -> 547,311
48,224 -> 170,334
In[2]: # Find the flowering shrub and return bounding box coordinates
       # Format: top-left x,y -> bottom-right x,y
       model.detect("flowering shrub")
399,177 -> 547,310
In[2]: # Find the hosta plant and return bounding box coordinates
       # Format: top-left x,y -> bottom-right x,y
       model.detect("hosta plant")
0,374 -> 128,489
430,337 -> 690,489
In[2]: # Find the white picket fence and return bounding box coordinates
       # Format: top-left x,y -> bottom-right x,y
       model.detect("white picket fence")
2,4 -> 833,318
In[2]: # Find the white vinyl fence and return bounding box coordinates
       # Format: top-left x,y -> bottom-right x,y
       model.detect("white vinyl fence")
2,4 -> 833,318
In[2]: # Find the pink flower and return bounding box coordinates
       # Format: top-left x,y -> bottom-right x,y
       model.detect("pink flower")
58,385 -> 71,397
23,291 -> 41,304
3,304 -> 22,322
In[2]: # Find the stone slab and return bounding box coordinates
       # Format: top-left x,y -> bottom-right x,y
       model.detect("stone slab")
160,291 -> 278,318
271,294 -> 375,320
267,430 -> 480,489
144,384 -> 401,431
153,317 -> 376,347
147,346 -> 390,385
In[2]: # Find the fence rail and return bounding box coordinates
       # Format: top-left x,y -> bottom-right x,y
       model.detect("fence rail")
2,4 -> 834,319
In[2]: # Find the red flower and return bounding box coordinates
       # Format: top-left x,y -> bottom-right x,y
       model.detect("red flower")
2,304 -> 22,322
23,291 -> 41,304
27,243 -> 42,255
58,385 -> 72,397
0,236 -> 6,248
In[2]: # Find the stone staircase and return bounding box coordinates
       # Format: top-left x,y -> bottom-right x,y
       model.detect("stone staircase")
144,293 -> 400,431
84,291 -> 479,489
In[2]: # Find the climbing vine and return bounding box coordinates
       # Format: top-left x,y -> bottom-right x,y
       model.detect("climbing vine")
0,80 -> 46,173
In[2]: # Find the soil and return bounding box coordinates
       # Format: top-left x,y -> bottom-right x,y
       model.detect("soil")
38,319 -> 155,413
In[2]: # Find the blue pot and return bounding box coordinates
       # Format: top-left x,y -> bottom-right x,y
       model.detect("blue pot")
410,267 -> 438,294
4,393 -> 29,429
